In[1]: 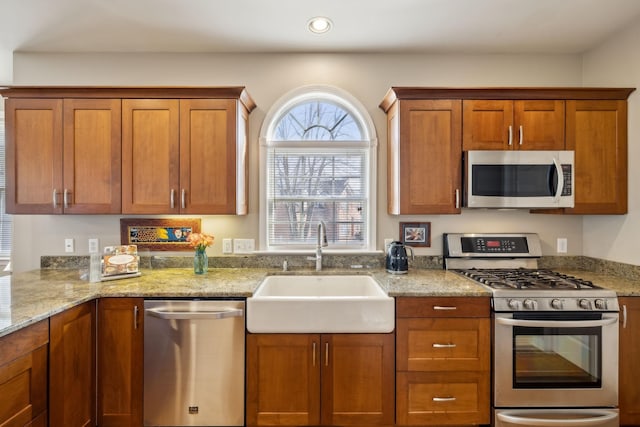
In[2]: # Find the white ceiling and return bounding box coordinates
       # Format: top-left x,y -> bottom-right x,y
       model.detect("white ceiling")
2,0 -> 640,54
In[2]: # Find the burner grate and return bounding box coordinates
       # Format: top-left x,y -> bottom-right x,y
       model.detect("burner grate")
456,268 -> 600,291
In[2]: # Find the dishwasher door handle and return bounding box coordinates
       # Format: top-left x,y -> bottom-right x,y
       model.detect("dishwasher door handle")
145,307 -> 244,320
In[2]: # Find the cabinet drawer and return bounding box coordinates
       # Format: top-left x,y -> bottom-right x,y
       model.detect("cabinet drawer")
396,297 -> 490,318
397,318 -> 490,372
396,371 -> 490,425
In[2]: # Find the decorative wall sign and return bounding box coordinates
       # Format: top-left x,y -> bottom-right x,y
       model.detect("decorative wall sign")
120,218 -> 201,251
399,222 -> 431,247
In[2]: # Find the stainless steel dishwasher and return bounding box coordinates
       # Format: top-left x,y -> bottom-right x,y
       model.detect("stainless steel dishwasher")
143,299 -> 245,426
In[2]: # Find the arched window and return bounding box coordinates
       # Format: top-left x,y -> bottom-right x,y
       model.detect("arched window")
259,86 -> 377,251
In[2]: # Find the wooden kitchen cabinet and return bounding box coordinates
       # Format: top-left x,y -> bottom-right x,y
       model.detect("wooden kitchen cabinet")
49,301 -> 96,427
379,96 -> 462,214
122,97 -> 252,214
0,319 -> 48,427
619,297 -> 640,426
564,100 -> 628,214
4,97 -> 122,214
395,297 -> 491,426
246,332 -> 394,426
97,297 -> 144,427
463,99 -> 565,150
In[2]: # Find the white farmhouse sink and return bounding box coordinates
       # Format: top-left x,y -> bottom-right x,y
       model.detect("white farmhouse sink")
246,275 -> 394,333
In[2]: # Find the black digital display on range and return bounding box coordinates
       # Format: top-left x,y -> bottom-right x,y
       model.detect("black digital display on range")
460,236 -> 529,254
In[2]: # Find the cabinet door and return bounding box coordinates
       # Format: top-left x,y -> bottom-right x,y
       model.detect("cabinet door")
321,334 -> 395,426
462,100 -> 512,150
565,100 -> 627,214
5,98 -> 63,214
97,298 -> 143,427
390,99 -> 461,214
49,301 -> 96,427
122,99 -> 180,214
63,99 -> 122,213
246,334 -> 320,426
619,297 -> 640,425
514,100 -> 565,150
0,320 -> 48,426
180,99 -> 240,214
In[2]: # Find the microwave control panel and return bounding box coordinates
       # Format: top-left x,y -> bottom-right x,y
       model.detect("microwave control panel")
561,164 -> 572,196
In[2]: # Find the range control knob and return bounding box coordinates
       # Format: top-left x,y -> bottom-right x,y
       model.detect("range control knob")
550,299 -> 564,310
508,299 -> 522,310
523,299 -> 538,310
578,299 -> 592,310
594,299 -> 608,310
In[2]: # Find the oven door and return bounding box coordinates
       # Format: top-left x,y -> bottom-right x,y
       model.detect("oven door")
495,409 -> 619,427
494,312 -> 618,408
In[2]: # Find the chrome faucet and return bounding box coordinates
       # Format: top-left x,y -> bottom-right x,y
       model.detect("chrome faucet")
307,221 -> 328,271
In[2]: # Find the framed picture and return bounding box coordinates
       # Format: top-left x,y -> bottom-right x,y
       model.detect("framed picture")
120,218 -> 201,251
399,222 -> 431,247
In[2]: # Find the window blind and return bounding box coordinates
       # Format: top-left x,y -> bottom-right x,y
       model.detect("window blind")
0,115 -> 13,260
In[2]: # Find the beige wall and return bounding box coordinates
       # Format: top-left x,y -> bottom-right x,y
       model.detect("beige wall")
582,20 -> 640,265
9,52 -> 588,272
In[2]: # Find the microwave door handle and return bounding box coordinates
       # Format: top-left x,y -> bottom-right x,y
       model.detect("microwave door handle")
552,157 -> 564,201
495,317 -> 617,328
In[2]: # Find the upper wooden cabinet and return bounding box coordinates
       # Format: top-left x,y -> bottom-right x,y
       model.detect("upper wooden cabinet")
380,98 -> 462,215
565,100 -> 628,214
380,87 -> 634,215
1,86 -> 255,215
462,99 -> 565,150
122,98 -> 249,214
5,98 -> 122,214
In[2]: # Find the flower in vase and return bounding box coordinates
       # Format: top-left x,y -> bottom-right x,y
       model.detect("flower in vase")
187,232 -> 214,252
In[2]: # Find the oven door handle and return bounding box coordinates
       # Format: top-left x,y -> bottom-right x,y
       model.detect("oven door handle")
495,316 -> 617,328
496,410 -> 618,426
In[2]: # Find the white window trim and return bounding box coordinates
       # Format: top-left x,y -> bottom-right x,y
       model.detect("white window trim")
258,85 -> 378,253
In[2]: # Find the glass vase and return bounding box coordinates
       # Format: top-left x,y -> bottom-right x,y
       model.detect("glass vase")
193,248 -> 208,274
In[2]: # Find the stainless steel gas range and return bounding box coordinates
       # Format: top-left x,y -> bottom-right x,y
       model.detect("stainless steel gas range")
444,233 -> 620,427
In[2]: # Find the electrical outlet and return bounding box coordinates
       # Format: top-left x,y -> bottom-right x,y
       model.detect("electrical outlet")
64,238 -> 75,253
233,238 -> 255,254
222,238 -> 233,254
557,237 -> 568,254
88,238 -> 100,254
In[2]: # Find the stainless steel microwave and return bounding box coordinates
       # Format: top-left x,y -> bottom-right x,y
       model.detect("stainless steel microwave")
464,150 -> 574,209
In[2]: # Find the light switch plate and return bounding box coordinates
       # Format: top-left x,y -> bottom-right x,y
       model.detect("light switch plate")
88,238 -> 100,254
557,237 -> 568,253
233,238 -> 255,254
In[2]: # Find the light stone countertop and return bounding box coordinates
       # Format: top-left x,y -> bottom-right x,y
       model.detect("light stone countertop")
1,266 -> 638,339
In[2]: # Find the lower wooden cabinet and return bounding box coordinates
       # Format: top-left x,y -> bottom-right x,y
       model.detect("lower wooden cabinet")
97,297 -> 144,427
246,333 -> 395,426
619,297 -> 640,426
0,319 -> 48,427
49,301 -> 96,427
395,297 -> 491,426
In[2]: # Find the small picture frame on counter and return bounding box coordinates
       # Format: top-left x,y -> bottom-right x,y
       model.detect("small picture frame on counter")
399,222 -> 431,247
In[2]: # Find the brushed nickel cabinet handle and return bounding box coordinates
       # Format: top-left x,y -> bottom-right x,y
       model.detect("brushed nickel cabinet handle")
519,125 -> 524,145
433,343 -> 457,348
623,305 -> 628,329
325,342 -> 329,367
133,305 -> 139,330
508,125 -> 513,145
63,189 -> 69,208
312,342 -> 317,367
170,189 -> 175,209
433,396 -> 456,402
181,189 -> 186,209
455,189 -> 460,209
52,189 -> 59,208
433,306 -> 457,311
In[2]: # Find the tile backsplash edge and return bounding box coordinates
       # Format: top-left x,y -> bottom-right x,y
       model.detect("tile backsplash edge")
40,254 -> 640,280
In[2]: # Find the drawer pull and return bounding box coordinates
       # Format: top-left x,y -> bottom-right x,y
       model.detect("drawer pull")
433,306 -> 457,311
432,343 -> 457,348
433,396 -> 456,402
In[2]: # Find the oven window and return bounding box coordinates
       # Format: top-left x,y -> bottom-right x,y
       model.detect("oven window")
512,315 -> 602,389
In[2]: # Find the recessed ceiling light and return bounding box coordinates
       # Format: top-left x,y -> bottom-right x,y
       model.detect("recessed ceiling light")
307,16 -> 332,34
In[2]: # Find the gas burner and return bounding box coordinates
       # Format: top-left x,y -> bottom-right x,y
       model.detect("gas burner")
455,268 -> 601,291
